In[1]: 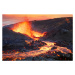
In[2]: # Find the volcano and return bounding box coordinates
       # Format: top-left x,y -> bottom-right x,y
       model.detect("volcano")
2,17 -> 73,61
8,21 -> 45,40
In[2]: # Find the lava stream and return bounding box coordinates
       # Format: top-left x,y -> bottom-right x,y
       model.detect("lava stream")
3,41 -> 72,61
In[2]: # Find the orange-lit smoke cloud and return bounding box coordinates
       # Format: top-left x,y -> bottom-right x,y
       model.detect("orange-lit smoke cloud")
3,14 -> 73,26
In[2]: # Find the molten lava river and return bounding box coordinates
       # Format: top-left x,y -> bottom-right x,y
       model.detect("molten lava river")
3,21 -> 72,61
3,41 -> 72,61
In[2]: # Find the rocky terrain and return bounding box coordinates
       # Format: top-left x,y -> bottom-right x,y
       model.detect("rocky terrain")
32,17 -> 73,50
2,17 -> 73,61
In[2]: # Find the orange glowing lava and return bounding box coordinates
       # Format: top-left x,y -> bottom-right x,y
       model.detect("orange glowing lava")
2,41 -> 72,61
11,21 -> 45,40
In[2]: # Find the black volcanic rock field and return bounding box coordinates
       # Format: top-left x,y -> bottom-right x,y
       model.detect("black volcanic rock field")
2,17 -> 73,61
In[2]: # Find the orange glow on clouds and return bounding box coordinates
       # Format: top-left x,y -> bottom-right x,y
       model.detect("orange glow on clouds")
3,14 -> 73,26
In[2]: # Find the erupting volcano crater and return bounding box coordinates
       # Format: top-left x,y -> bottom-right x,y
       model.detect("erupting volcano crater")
2,17 -> 73,61
9,21 -> 46,40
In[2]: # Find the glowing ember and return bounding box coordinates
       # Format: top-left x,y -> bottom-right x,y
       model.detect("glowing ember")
10,21 -> 45,40
65,18 -> 70,23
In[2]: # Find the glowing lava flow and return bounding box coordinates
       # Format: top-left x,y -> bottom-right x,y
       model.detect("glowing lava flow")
2,41 -> 72,61
10,21 -> 45,40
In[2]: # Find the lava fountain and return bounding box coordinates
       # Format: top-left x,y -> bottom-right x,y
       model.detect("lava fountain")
10,21 -> 45,40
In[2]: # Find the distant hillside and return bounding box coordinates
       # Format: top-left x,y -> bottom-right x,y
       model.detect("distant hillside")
32,17 -> 72,32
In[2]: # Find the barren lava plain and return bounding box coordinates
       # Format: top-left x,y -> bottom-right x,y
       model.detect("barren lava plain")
2,17 -> 73,61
